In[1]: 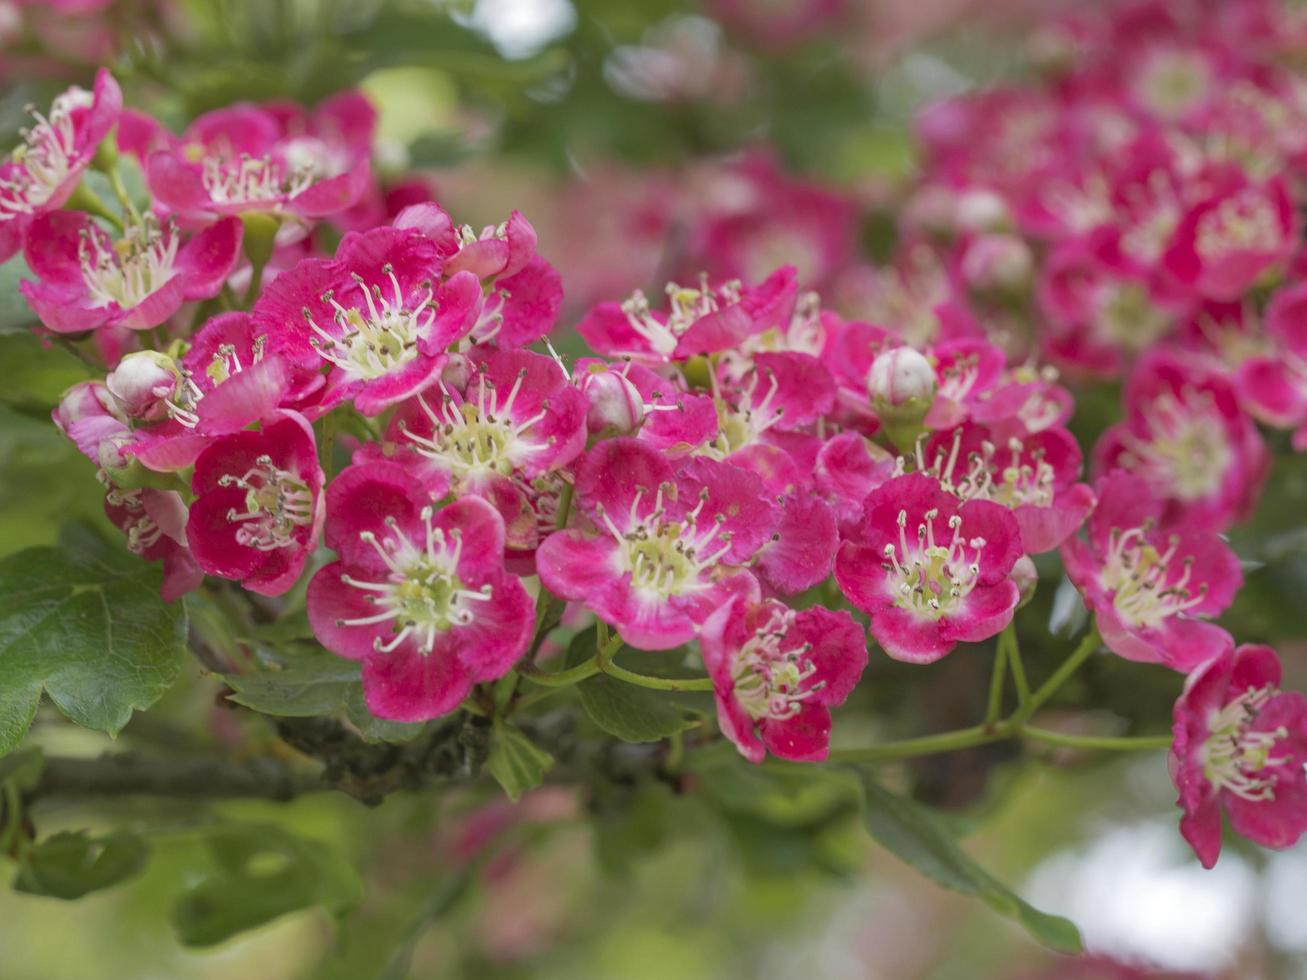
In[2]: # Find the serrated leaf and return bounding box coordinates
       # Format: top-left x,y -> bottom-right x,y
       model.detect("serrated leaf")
486,720 -> 553,802
0,545 -> 187,755
858,775 -> 1082,954
13,831 -> 148,899
171,823 -> 360,947
224,645 -> 422,743
577,674 -> 700,743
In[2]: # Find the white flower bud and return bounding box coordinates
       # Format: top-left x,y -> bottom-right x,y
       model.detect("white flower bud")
106,351 -> 179,422
868,347 -> 936,409
581,368 -> 644,434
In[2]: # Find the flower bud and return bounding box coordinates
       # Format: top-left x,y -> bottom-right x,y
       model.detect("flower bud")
868,347 -> 937,453
581,368 -> 644,434
54,381 -> 124,434
960,233 -> 1033,294
955,188 -> 1012,232
106,351 -> 179,422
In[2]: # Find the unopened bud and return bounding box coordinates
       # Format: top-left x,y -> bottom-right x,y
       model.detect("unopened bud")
54,381 -> 125,434
106,351 -> 179,421
960,233 -> 1032,293
868,347 -> 936,453
581,368 -> 644,434
955,188 -> 1011,233
1012,555 -> 1039,609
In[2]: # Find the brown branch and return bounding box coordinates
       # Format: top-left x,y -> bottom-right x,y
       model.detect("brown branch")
33,753 -> 320,802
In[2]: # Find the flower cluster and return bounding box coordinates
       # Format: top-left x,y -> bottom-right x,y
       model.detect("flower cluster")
19,16 -> 1306,878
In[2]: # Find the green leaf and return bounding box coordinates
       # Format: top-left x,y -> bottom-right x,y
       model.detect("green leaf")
0,258 -> 36,336
858,775 -> 1082,954
171,824 -> 360,947
0,747 -> 44,791
224,644 -> 422,743
485,720 -> 553,802
0,545 -> 187,755
13,831 -> 148,900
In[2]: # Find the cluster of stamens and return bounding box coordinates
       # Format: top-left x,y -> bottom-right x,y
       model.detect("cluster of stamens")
201,152 -> 311,205
731,607 -> 823,722
881,507 -> 985,617
1195,187 -> 1282,260
597,483 -> 732,597
304,266 -> 433,379
704,366 -> 784,457
401,369 -> 550,479
917,431 -> 1056,510
338,508 -> 493,655
218,455 -> 313,551
0,91 -> 85,218
1202,685 -> 1290,802
1117,386 -> 1231,501
167,336 -> 268,428
103,485 -> 164,554
78,215 -> 179,310
619,273 -> 743,357
1100,523 -> 1208,628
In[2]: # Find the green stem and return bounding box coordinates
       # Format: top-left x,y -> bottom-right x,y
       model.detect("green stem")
984,635 -> 1008,726
1021,727 -> 1172,752
107,167 -> 142,224
243,259 -> 266,307
64,181 -> 123,231
519,656 -> 601,688
1012,625 -> 1102,725
595,632 -> 715,692
554,480 -> 573,531
828,724 -> 1004,763
1006,629 -> 1031,707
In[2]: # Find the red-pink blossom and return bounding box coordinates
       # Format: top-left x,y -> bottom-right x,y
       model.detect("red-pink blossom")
307,463 -> 533,721
835,471 -> 1022,664
1171,643 -> 1307,868
700,598 -> 866,763
188,411 -> 325,597
103,482 -> 203,603
1062,470 -> 1242,672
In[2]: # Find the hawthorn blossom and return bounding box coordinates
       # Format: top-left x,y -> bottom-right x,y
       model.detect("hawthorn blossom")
103,481 -> 203,602
1061,470 -> 1242,672
255,224 -> 481,416
701,598 -> 867,763
1172,643 -> 1307,868
20,210 -> 241,333
919,422 -> 1095,554
536,439 -> 777,649
0,68 -> 121,262
576,266 -> 796,363
188,412 -> 324,597
1094,351 -> 1268,532
307,463 -> 533,721
835,471 -> 1022,664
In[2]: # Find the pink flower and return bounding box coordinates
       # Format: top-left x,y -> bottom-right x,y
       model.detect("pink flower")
103,482 -> 203,603
576,267 -> 796,363
0,68 -> 121,262
20,210 -> 241,333
835,471 -> 1022,664
1061,470 -> 1242,672
1234,281 -> 1307,445
1163,169 -> 1296,301
188,411 -> 324,597
383,349 -> 588,550
307,462 -> 533,722
536,439 -> 776,649
255,224 -> 481,416
53,380 -> 130,463
919,422 -> 1096,553
144,96 -> 372,229
1171,643 -> 1307,868
1093,351 -> 1268,532
700,598 -> 867,763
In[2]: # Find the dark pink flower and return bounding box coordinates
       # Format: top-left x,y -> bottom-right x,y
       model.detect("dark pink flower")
20,210 -> 241,333
188,411 -> 324,597
576,267 -> 796,363
1061,470 -> 1242,672
1171,643 -> 1307,868
536,439 -> 775,650
700,598 -> 867,764
0,68 -> 121,262
835,471 -> 1022,664
255,225 -> 480,416
386,349 -> 588,550
307,462 -> 533,722
1093,351 -> 1268,532
920,422 -> 1096,553
144,96 -> 372,229
103,482 -> 203,603
1163,169 -> 1296,301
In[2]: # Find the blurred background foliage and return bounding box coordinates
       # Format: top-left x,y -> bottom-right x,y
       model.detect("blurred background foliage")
0,0 -> 1304,978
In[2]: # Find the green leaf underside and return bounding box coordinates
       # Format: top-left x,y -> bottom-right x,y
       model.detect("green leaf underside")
486,721 -> 554,803
859,776 -> 1082,954
0,546 -> 186,755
